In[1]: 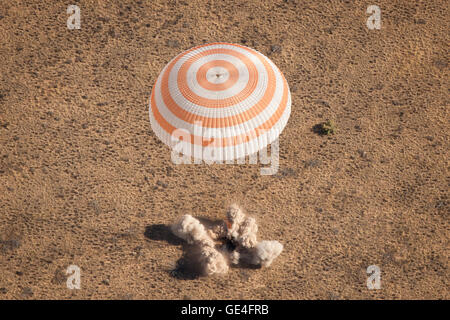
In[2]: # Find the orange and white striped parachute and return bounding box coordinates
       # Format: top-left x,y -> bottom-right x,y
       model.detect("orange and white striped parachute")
149,42 -> 291,161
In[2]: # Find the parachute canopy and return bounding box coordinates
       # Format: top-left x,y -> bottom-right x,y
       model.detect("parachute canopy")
149,42 -> 291,161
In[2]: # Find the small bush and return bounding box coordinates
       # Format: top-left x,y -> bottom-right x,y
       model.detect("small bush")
313,120 -> 337,135
321,120 -> 336,135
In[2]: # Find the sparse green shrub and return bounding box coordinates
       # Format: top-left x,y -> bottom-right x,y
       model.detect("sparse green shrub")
321,120 -> 336,135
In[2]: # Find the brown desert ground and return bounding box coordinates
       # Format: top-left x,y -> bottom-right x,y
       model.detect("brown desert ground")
0,0 -> 448,299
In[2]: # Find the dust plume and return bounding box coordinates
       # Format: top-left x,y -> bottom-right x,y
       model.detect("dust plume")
170,204 -> 283,277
